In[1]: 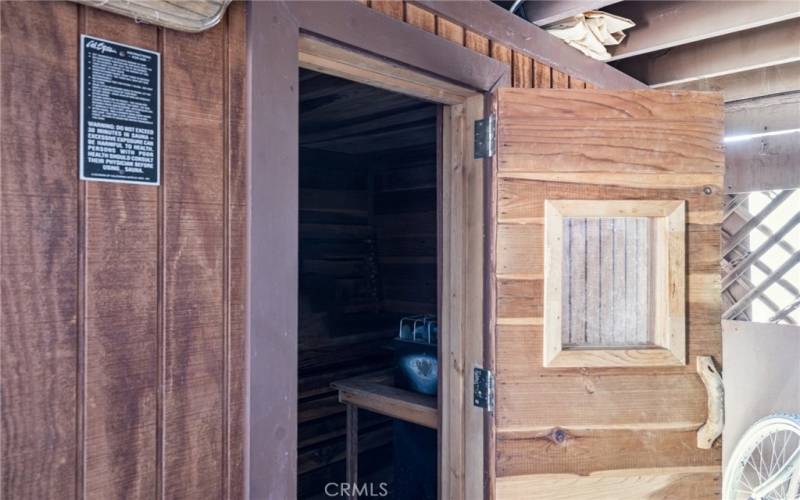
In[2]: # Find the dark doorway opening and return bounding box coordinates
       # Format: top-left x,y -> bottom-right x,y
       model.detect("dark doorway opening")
297,68 -> 439,499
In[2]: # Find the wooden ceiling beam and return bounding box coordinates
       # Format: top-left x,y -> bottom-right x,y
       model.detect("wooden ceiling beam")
520,0 -> 620,26
663,62 -> 800,102
611,18 -> 800,87
606,1 -> 800,62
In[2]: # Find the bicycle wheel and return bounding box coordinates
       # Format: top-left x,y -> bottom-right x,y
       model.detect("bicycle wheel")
724,414 -> 800,500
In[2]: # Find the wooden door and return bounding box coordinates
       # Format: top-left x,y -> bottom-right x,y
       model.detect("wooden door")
488,89 -> 725,499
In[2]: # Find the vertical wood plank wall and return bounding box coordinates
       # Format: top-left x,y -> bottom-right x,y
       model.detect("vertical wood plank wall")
364,0 -> 591,90
0,2 -> 247,499
1,0 -> 607,497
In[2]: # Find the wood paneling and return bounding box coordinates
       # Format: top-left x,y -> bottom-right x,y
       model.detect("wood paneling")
561,217 -> 652,346
405,3 -> 435,33
465,30 -> 490,56
82,8 -> 159,500
496,466 -> 721,500
552,69 -> 570,89
497,91 -> 724,175
1,3 -> 80,498
354,2 -> 613,93
371,0 -> 404,20
497,428 -> 720,477
534,60 -> 552,88
435,16 -> 463,45
512,52 -> 533,89
1,2 -> 246,499
492,89 -> 724,496
162,17 -> 226,499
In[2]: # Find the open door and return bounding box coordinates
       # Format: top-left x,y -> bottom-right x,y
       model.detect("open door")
486,89 -> 725,499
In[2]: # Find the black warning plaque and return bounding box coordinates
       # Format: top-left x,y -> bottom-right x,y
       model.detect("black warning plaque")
80,35 -> 160,185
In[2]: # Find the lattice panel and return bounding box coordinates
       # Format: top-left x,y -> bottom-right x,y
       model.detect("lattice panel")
722,189 -> 800,324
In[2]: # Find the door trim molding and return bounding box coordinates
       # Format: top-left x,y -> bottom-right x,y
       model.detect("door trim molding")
247,3 -> 509,498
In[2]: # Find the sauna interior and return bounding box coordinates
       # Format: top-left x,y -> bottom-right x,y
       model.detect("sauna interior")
297,68 -> 439,499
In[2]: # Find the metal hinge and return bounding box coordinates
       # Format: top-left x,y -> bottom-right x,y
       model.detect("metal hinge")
474,114 -> 496,159
473,367 -> 495,413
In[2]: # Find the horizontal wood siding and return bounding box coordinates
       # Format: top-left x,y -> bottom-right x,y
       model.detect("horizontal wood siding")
493,89 -> 724,498
0,2 -> 247,498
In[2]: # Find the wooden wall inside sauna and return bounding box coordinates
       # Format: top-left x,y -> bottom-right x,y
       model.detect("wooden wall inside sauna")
297,145 -> 438,497
0,2 -> 246,499
297,149 -> 395,497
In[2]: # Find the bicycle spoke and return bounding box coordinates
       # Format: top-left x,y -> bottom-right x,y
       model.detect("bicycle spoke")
727,417 -> 800,500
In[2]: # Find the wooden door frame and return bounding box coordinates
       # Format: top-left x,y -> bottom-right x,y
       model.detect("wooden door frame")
247,2 -> 509,498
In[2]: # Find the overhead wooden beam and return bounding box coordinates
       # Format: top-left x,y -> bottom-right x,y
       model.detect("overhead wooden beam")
606,1 -> 800,61
725,132 -> 800,192
520,0 -> 620,26
412,0 -> 647,89
726,93 -> 800,136
612,18 -> 800,87
663,62 -> 800,102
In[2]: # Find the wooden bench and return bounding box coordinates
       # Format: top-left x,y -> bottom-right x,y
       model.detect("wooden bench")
331,373 -> 438,498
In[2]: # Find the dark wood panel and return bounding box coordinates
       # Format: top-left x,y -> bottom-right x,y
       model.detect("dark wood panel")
82,8 -> 160,499
2,3 -> 247,497
299,69 -> 436,154
226,4 -> 248,498
0,2 -> 80,498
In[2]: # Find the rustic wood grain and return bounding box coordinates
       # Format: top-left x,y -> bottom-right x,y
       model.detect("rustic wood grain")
161,19 -> 226,500
2,4 -> 247,498
496,466 -> 721,499
371,0 -> 404,20
82,8 -> 160,499
404,3 -> 435,33
568,77 -> 586,89
492,89 -> 723,490
1,2 -> 80,499
497,428 -> 720,476
332,377 -> 438,429
496,328 -> 709,429
491,41 -> 513,66
498,90 -> 724,175
552,69 -> 569,89
512,52 -> 532,89
465,30 -> 489,56
226,3 -> 248,498
534,60 -> 552,89
437,16 -> 464,45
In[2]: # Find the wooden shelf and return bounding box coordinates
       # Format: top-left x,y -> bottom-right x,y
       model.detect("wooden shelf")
332,373 -> 438,430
